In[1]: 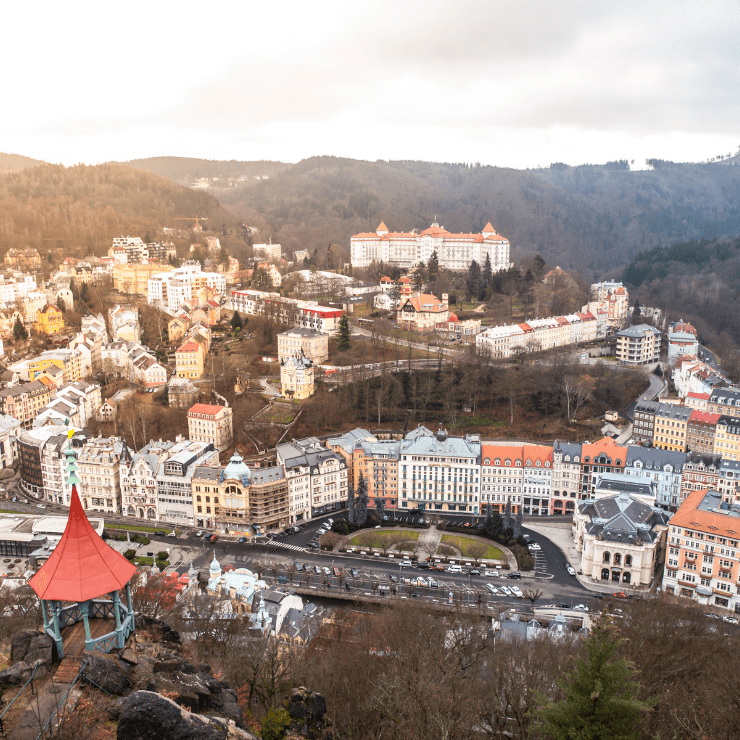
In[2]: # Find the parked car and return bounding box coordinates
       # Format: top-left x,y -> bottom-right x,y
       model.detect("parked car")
277,575 -> 289,584
499,585 -> 513,596
350,568 -> 359,577
510,585 -> 523,598
294,562 -> 303,572
486,583 -> 499,594
238,537 -> 248,543
400,560 -> 413,568
705,613 -> 720,619
333,567 -> 341,577
566,565 -> 576,576
723,616 -> 739,625
36,503 -> 46,509
613,592 -> 629,599
322,567 -> 331,576
210,534 -> 218,543
467,568 -> 481,576
313,565 -> 321,574
195,530 -> 204,537
528,542 -> 541,551
484,570 -> 500,577
389,574 -> 398,582
574,604 -> 589,612
167,531 -> 177,537
417,562 -> 430,570
506,572 -> 521,579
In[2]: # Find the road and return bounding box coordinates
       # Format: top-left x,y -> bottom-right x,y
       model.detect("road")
624,373 -> 666,421
699,344 -> 719,370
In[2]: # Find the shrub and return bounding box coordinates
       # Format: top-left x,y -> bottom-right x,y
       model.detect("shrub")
123,549 -> 136,560
156,551 -> 168,561
260,707 -> 290,740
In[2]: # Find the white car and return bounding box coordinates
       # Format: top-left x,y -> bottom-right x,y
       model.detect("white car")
723,616 -> 739,625
399,560 -> 413,568
484,570 -> 500,577
322,567 -> 331,575
574,604 -> 589,612
528,542 -> 541,551
510,585 -> 523,598
485,583 -> 499,594
566,565 -> 576,576
499,585 -> 513,596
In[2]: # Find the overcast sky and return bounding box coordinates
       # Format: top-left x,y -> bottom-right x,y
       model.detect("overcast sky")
4,0 -> 738,169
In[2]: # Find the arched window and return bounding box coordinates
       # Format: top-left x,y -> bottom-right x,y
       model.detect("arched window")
601,568 -> 609,580
614,553 -> 621,565
196,495 -> 201,502
625,554 -> 632,567
484,458 -> 490,465
603,552 -> 610,563
622,572 -> 631,584
504,459 -> 511,466
526,459 -> 532,466
226,485 -> 238,494
494,459 -> 501,465
206,496 -> 210,502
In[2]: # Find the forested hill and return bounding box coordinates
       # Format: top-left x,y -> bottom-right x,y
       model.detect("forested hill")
215,156 -> 740,275
623,235 -> 740,350
121,156 -> 290,184
0,163 -> 241,257
0,152 -> 46,172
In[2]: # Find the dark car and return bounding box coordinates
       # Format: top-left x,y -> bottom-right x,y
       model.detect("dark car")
506,572 -> 522,579
417,562 -> 430,570
277,575 -> 289,584
467,569 -> 481,576
350,568 -> 359,578
238,537 -> 248,543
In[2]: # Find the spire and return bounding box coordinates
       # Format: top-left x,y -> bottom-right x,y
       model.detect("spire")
376,221 -> 389,236
482,221 -> 496,234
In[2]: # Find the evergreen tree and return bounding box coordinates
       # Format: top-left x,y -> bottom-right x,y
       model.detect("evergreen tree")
482,252 -> 493,288
355,474 -> 369,528
346,482 -> 356,525
427,250 -> 439,282
375,496 -> 385,522
12,318 -> 27,341
534,619 -> 651,740
514,506 -> 523,538
412,262 -> 426,292
336,314 -> 351,351
230,311 -> 243,330
503,499 -> 512,531
466,260 -> 482,300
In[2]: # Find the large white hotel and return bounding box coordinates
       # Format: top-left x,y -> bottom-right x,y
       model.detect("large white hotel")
350,220 -> 511,272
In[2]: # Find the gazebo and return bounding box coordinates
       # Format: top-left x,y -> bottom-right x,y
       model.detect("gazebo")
29,443 -> 137,659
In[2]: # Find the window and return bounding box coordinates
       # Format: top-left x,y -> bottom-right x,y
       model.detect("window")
603,552 -> 610,563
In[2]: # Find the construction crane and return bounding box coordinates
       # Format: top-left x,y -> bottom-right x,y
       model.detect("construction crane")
174,216 -> 209,232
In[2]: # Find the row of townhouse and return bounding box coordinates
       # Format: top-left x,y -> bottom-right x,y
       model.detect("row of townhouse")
229,289 -> 344,334
32,380 -> 102,429
476,310 -> 600,359
672,354 -> 731,399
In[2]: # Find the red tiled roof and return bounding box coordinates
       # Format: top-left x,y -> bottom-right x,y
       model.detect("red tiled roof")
188,403 -> 226,415
581,437 -> 627,463
688,392 -> 710,400
29,486 -> 136,602
689,410 -> 721,425
177,342 -> 200,352
672,489 -> 740,539
482,445 -> 523,465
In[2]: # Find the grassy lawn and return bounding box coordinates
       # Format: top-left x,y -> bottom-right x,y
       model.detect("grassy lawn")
107,524 -> 181,535
349,530 -> 419,549
259,408 -> 298,423
440,534 -> 504,561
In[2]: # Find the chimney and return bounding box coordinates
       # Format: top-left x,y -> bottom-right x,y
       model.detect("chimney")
442,293 -> 448,309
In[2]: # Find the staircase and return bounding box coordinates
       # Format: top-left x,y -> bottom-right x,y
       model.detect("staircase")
54,657 -> 82,684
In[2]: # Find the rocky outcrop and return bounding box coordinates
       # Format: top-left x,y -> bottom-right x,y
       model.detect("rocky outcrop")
82,653 -> 130,695
0,631 -> 54,684
116,691 -> 255,740
287,687 -> 332,739
0,658 -> 50,685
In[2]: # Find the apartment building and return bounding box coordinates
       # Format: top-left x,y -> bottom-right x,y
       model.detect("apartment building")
667,326 -> 699,367
187,403 -> 233,452
615,324 -> 661,365
396,289 -> 450,333
551,441 -> 583,515
77,436 -> 124,514
33,304 -> 65,335
352,440 -> 401,509
653,404 -> 691,452
156,439 -> 218,526
280,354 -> 314,399
119,439 -> 173,521
350,220 -> 510,272
27,349 -> 83,384
579,438 -> 628,497
277,328 -> 329,364
0,414 -> 21,468
113,263 -> 170,296
714,416 -> 740,461
521,445 -> 553,516
623,446 -> 685,510
400,426 -> 481,514
687,410 -> 720,453
632,400 -> 660,445
481,443 -> 524,514
709,388 -> 740,420
718,459 -> 740,506
253,242 -> 282,262
108,304 -> 140,342
176,341 -> 206,379
325,427 -> 377,479
148,262 -> 226,312
680,452 -> 721,504
663,489 -> 740,612
590,280 -> 630,321
0,381 -> 52,428
277,437 -> 348,518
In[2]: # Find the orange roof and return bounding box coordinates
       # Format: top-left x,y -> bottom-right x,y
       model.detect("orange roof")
689,410 -> 721,425
522,444 -> 553,465
377,220 -> 388,232
29,486 -> 136,602
581,437 -> 627,464
447,312 -> 459,322
188,403 -> 226,415
399,277 -> 412,283
380,276 -> 392,282
688,392 -> 710,400
482,445 -> 524,464
177,341 -> 200,352
482,221 -> 496,233
402,294 -> 447,313
671,489 -> 740,539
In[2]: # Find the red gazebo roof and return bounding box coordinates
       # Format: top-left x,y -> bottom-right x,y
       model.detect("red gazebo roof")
29,487 -> 137,602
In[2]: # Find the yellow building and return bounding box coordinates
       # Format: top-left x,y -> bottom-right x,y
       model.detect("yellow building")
280,354 -> 314,400
652,404 -> 690,451
168,316 -> 189,343
176,340 -> 205,379
713,417 -> 740,461
113,263 -> 172,296
28,350 -> 83,384
34,304 -> 65,335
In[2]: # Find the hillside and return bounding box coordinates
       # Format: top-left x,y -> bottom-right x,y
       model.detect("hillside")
121,156 -> 291,185
622,234 -> 740,352
216,156 -> 740,275
0,152 -> 46,173
0,163 -> 243,259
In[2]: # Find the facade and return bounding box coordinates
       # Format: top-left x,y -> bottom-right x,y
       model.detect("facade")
277,328 -> 329,364
481,443 -> 523,514
708,388 -> 740,419
714,416 -> 740,461
148,261 -> 226,312
108,304 -> 140,342
4,248 -> 41,270
579,438 -> 628,497
590,281 -> 630,322
277,437 -> 348,518
280,354 -> 315,399
653,403 -> 691,451
27,349 -> 83,384
352,440 -> 401,510
400,426 -> 481,514
623,446 -> 685,510
686,410 -> 720,453
187,403 -> 233,452
632,400 -> 659,445
176,341 -> 206,379
397,288 -> 450,333
113,263 -> 171,296
119,439 -> 170,520
616,324 -> 661,365
155,439 -> 218,526
663,489 -> 740,612
575,492 -> 668,587
680,452 -> 721,504
0,381 -> 53,428
351,220 -> 511,272
551,441 -> 583,515
253,243 -> 282,262
667,322 -> 699,367
77,436 -> 123,514
522,445 -> 553,516
33,304 -> 65,335
0,413 -> 21,468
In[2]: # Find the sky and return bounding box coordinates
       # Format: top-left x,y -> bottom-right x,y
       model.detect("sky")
3,0 -> 739,169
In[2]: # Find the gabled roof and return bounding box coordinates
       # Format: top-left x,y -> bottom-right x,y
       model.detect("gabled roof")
29,486 -> 136,602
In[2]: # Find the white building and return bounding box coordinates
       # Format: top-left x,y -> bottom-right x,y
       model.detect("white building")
187,403 -> 234,452
108,305 -> 140,343
0,413 -> 21,468
253,243 -> 282,262
77,436 -> 124,514
351,220 -> 511,272
148,261 -> 226,312
400,426 -> 481,514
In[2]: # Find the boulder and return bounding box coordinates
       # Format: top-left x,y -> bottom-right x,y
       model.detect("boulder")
10,630 -> 40,663
24,634 -> 54,666
287,687 -> 331,739
0,658 -> 49,686
116,690 -> 256,740
82,653 -> 130,696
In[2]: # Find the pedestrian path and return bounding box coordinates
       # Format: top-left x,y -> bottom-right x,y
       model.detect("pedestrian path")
268,540 -> 306,553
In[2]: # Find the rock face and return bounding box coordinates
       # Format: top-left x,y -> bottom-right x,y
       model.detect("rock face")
287,687 -> 332,739
0,630 -> 55,684
83,653 -> 130,695
116,691 -> 255,740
